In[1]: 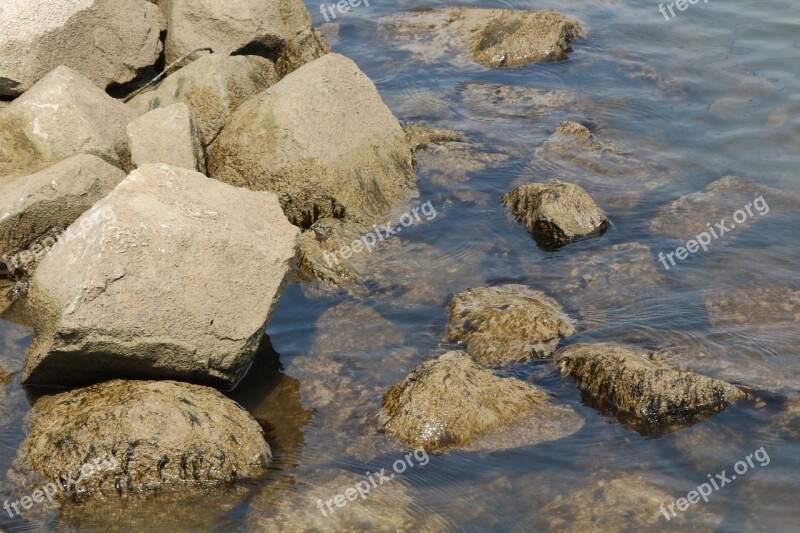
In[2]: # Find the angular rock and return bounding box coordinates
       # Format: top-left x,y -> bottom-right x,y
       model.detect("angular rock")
127,103 -> 206,172
555,343 -> 746,435
0,0 -> 165,98
502,179 -> 609,249
448,285 -> 576,365
18,380 -> 270,499
0,66 -> 137,176
209,53 -> 416,228
650,175 -> 797,239
23,164 -> 299,388
160,0 -> 330,76
381,8 -> 581,68
0,155 -> 126,276
382,350 -> 583,451
527,121 -> 668,210
127,54 -> 280,146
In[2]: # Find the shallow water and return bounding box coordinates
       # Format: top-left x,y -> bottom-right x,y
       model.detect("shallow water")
1,0 -> 799,531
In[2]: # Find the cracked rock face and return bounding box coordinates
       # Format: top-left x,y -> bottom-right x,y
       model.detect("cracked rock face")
448,285 -> 576,365
22,164 -> 299,388
555,343 -> 746,435
16,380 -> 270,500
502,179 -> 609,249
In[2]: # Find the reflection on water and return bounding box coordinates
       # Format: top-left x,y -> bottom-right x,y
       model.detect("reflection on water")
1,0 -> 799,530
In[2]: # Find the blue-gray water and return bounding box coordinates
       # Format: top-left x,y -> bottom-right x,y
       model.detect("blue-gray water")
1,0 -> 798,530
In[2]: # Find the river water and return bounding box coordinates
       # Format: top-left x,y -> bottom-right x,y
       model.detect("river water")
1,0 -> 799,531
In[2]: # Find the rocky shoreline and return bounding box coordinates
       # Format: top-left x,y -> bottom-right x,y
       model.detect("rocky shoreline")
0,0 -> 796,529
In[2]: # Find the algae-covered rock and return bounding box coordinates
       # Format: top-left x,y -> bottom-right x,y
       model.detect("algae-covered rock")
448,285 -> 576,365
555,343 -> 746,435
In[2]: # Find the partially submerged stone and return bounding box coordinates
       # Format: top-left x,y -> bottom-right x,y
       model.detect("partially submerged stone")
448,285 -> 576,365
0,155 -> 126,276
127,103 -> 206,172
23,164 -> 299,388
0,0 -> 165,97
555,343 -> 746,435
0,66 -> 137,175
382,350 -> 582,451
160,0 -> 330,76
502,179 -> 609,249
381,8 -> 581,68
127,54 -> 280,147
17,380 -> 270,500
209,53 -> 416,228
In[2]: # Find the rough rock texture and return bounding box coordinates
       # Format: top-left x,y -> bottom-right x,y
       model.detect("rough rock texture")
502,179 -> 609,249
0,66 -> 137,176
0,0 -> 165,98
650,175 -> 799,239
127,54 -> 280,147
447,285 -> 576,365
209,53 -> 417,229
127,103 -> 206,172
382,350 -> 582,451
23,164 -> 299,388
160,0 -> 331,77
555,343 -> 746,435
0,155 -> 126,276
18,380 -> 270,499
381,8 -> 581,68
526,121 -> 668,210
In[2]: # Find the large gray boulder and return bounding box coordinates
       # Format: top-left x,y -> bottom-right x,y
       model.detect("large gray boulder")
23,164 -> 299,388
448,285 -> 576,365
127,103 -> 206,172
0,66 -> 137,176
209,53 -> 417,228
555,343 -> 747,435
16,380 -> 270,500
127,54 -> 280,147
382,350 -> 583,451
159,0 -> 330,77
0,155 -> 126,276
0,0 -> 165,97
502,179 -> 609,249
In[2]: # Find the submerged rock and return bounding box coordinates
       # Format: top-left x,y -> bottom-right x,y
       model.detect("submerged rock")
0,66 -> 137,175
502,179 -> 609,249
0,155 -> 126,276
0,0 -> 165,97
160,0 -> 330,76
127,54 -> 279,147
23,164 -> 298,388
381,8 -> 581,68
382,351 -> 582,451
447,285 -> 576,365
209,53 -> 416,229
127,103 -> 206,172
555,343 -> 746,435
16,380 -> 270,500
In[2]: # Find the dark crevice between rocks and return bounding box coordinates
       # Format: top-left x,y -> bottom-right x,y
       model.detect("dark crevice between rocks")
106,28 -> 168,100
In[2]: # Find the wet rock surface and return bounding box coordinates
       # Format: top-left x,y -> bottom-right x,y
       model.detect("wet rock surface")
555,343 -> 746,435
127,54 -> 280,147
209,53 -> 416,229
0,0 -> 165,97
127,103 -> 206,172
502,179 -> 609,249
15,380 -> 270,500
447,285 -> 576,365
0,66 -> 137,176
160,0 -> 330,76
23,164 -> 299,388
381,8 -> 581,68
0,155 -> 126,276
